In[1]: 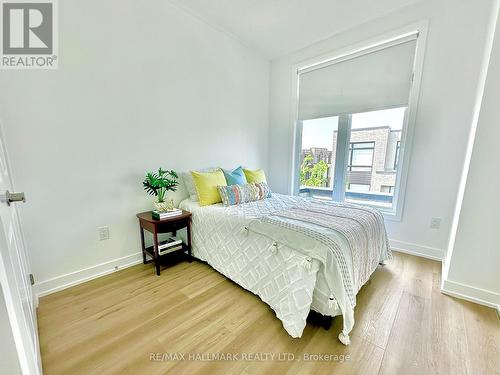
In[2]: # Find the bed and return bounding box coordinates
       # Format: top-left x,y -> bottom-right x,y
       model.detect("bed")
179,193 -> 391,345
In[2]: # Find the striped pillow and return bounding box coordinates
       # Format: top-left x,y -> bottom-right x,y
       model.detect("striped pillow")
218,182 -> 271,206
253,181 -> 271,199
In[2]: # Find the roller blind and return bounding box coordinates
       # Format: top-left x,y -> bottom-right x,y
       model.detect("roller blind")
298,37 -> 417,121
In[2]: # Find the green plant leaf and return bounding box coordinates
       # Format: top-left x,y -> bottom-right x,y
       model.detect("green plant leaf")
143,168 -> 179,197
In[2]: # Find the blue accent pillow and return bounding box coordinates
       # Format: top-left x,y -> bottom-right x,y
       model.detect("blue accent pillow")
222,166 -> 248,186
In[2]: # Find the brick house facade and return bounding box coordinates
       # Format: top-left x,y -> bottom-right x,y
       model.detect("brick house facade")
301,126 -> 401,194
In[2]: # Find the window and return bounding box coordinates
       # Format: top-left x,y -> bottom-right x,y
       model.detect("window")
344,107 -> 405,208
394,141 -> 401,170
294,31 -> 423,217
348,183 -> 370,192
298,107 -> 406,208
381,185 -> 394,193
299,116 -> 338,200
348,142 -> 374,172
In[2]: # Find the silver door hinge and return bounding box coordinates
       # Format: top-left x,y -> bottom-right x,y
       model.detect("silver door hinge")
29,274 -> 35,286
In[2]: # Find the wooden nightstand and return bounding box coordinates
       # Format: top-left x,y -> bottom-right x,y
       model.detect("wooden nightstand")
136,210 -> 192,276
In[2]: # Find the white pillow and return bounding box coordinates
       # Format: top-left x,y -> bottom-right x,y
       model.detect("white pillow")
182,167 -> 219,201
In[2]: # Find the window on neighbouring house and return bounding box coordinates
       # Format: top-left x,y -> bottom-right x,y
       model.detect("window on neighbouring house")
348,142 -> 374,172
348,183 -> 371,192
381,185 -> 394,193
295,32 -> 419,215
394,141 -> 401,170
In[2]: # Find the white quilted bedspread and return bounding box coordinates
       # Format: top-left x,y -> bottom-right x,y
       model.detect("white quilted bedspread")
179,194 -> 390,343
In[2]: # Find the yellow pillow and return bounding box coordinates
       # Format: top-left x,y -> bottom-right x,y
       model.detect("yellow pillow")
243,168 -> 267,183
190,169 -> 227,206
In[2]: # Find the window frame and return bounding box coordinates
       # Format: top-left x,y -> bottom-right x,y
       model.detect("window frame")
348,141 -> 375,172
290,21 -> 428,221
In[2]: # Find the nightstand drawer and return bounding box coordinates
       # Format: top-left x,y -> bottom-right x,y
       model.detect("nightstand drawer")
156,218 -> 190,233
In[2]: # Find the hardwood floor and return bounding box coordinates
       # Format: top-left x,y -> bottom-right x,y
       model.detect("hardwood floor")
37,252 -> 500,375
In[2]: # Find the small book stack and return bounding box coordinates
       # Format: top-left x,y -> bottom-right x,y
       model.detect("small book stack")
152,208 -> 182,220
158,237 -> 183,256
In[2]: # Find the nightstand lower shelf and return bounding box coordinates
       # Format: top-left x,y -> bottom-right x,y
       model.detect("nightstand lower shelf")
143,244 -> 190,263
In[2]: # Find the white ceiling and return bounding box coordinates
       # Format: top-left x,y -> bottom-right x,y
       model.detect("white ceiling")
167,0 -> 421,59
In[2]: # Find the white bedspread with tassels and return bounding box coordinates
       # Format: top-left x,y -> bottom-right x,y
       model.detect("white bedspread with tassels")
247,201 -> 391,344
179,194 -> 391,345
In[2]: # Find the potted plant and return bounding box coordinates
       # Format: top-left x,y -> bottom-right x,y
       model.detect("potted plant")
143,168 -> 179,212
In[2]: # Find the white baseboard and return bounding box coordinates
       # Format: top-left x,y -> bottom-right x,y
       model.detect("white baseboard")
389,239 -> 444,261
34,252 -> 143,298
441,278 -> 500,314
35,239 -> 444,298
33,240 -> 499,319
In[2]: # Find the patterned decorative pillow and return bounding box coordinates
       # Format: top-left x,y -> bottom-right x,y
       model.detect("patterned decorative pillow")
218,182 -> 272,206
253,181 -> 271,199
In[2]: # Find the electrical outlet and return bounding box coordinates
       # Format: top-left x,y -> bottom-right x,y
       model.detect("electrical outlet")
430,218 -> 441,229
98,226 -> 110,240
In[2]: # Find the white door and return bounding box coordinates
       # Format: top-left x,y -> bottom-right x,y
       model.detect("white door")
0,129 -> 41,374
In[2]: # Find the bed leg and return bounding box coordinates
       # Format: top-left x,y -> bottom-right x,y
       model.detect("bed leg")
321,315 -> 333,330
307,311 -> 333,330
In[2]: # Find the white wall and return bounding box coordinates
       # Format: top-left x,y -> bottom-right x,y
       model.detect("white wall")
0,0 -> 269,293
443,6 -> 500,310
268,0 -> 497,259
